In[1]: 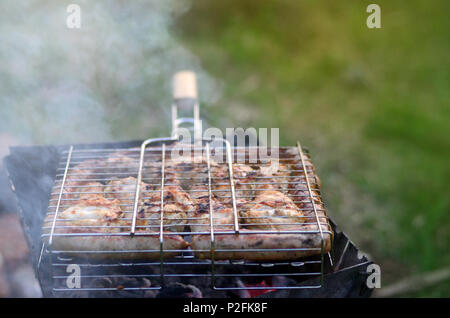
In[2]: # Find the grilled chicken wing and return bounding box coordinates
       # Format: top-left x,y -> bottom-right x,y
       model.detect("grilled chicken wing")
139,183 -> 194,233
53,181 -> 105,204
58,159 -> 102,202
211,164 -> 257,206
104,176 -> 152,205
240,186 -> 305,231
257,162 -> 290,193
53,197 -> 124,232
188,185 -> 235,233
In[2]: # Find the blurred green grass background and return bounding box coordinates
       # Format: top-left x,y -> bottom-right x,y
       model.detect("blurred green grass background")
176,0 -> 450,296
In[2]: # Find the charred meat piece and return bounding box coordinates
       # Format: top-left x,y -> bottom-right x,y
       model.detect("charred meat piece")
164,153 -> 210,190
211,163 -> 257,206
240,186 -> 305,231
104,155 -> 137,175
44,196 -> 124,233
188,185 -> 235,233
52,181 -> 105,203
288,158 -> 322,211
140,183 -> 194,233
256,161 -> 290,193
56,159 -> 102,202
104,176 -> 192,232
156,282 -> 202,298
104,176 -> 153,205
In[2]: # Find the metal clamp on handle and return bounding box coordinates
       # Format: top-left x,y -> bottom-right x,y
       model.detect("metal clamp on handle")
171,71 -> 201,140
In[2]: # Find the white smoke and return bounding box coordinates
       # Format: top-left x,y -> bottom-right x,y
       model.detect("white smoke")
0,0 -> 220,145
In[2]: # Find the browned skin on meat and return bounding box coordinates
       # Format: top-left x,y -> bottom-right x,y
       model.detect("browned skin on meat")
166,155 -> 209,190
240,185 -> 305,231
53,181 -> 105,203
257,162 -> 290,193
211,164 -> 257,207
188,185 -> 235,233
44,197 -> 124,233
140,182 -> 194,233
54,159 -> 102,202
287,157 -> 323,212
104,176 -> 152,205
104,176 -> 193,233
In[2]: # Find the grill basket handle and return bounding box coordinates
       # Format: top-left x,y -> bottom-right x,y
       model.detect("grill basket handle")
173,71 -> 198,99
171,71 -> 201,139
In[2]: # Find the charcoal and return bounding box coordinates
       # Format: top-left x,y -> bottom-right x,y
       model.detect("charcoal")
156,282 -> 202,298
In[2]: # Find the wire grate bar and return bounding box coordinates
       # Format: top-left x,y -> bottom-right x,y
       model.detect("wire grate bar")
48,146 -> 73,246
225,140 -> 240,233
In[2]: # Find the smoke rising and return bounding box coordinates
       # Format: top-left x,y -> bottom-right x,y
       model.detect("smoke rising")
0,0 -> 221,145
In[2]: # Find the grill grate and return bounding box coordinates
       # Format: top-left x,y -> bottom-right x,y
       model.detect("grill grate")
40,142 -> 333,295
